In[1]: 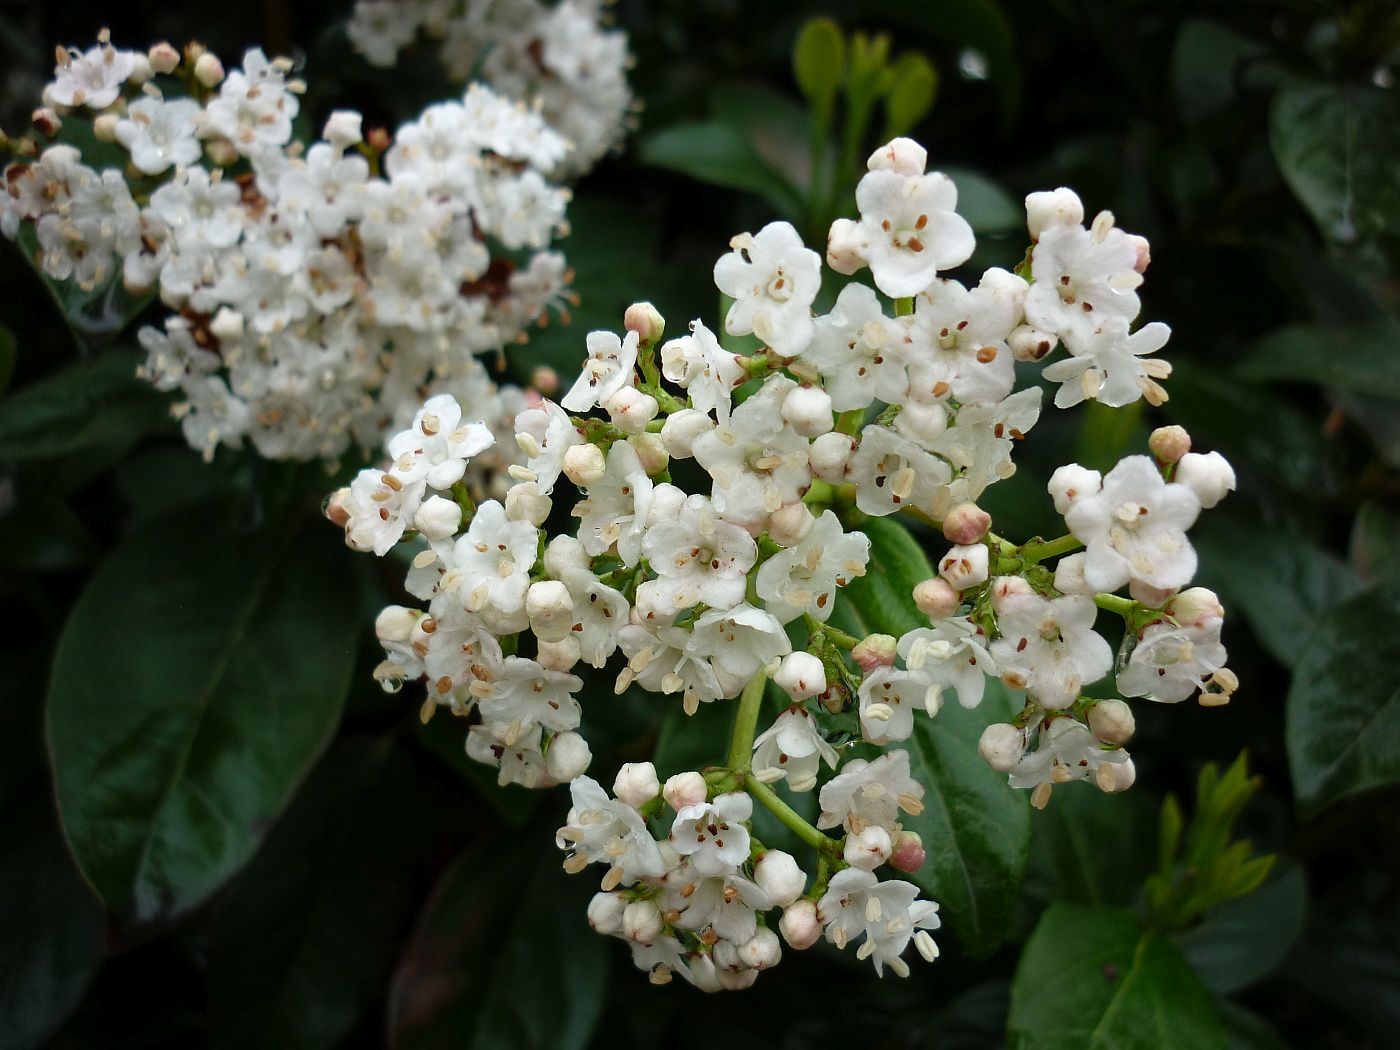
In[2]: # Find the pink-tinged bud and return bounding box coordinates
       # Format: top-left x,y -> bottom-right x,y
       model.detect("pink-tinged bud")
1127,234 -> 1151,273
659,409 -> 712,459
622,900 -> 663,945
530,365 -> 559,395
844,824 -> 893,870
938,543 -> 989,590
978,722 -> 1025,772
943,503 -> 991,545
663,771 -> 707,811
31,108 -> 61,138
779,900 -> 822,950
775,651 -> 827,701
1148,425 -> 1191,465
1129,580 -> 1176,609
767,501 -> 814,547
826,217 -> 868,276
148,42 -> 180,75
613,761 -> 661,809
365,126 -> 392,152
852,634 -> 898,673
1025,187 -> 1085,240
715,965 -> 758,991
989,575 -> 1034,610
809,431 -> 856,482
323,486 -> 352,527
604,387 -> 658,434
739,927 -> 782,970
587,891 -> 626,934
867,137 -> 928,175
1167,587 -> 1224,629
193,52 -> 224,88
1008,324 -> 1057,362
536,636 -> 581,673
1088,699 -> 1135,745
623,301 -> 665,345
629,432 -> 669,476
889,830 -> 926,873
562,442 -> 606,487
183,42 -> 208,64
753,850 -> 806,907
913,577 -> 961,620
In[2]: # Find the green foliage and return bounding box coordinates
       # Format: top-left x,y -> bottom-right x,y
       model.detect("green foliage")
46,505 -> 361,924
792,16 -> 844,117
1009,904 -> 1227,1050
1286,581 -> 1400,816
1239,323 -> 1400,401
1173,865 -> 1307,995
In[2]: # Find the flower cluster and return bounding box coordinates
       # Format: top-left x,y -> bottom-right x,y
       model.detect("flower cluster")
331,135 -> 1236,989
346,0 -> 633,178
3,33 -> 573,464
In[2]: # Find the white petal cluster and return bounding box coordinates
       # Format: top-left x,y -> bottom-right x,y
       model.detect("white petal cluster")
4,39 -> 573,466
346,0 -> 634,177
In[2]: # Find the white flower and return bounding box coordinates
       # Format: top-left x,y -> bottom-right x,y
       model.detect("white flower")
204,49 -> 299,156
50,41 -> 138,109
660,320 -> 746,422
1119,618 -> 1229,703
817,750 -> 925,835
557,776 -> 667,887
1173,451 -> 1235,509
802,283 -> 903,411
851,426 -> 953,518
688,603 -> 792,691
1007,716 -> 1132,792
1062,456 -> 1201,593
858,668 -> 926,744
902,268 -> 1023,407
557,568 -> 629,668
1024,212 -> 1143,340
638,493 -> 757,616
114,97 -> 203,175
572,440 -> 652,564
445,500 -> 538,615
897,617 -> 995,710
989,585 -> 1112,711
817,868 -> 941,977
665,870 -> 773,945
752,706 -> 839,792
476,656 -> 583,740
1043,318 -> 1171,409
712,221 -> 821,357
562,329 -> 639,412
514,398 -> 582,495
467,723 -> 548,788
387,393 -> 496,490
343,466 -> 426,555
669,792 -> 752,877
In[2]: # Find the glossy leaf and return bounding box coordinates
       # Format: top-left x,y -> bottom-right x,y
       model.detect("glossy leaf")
1238,324 -> 1400,402
902,681 -> 1030,956
1351,502 -> 1400,582
47,507 -> 361,924
1009,903 -> 1227,1050
1174,866 -> 1307,994
1286,581 -> 1400,817
944,166 -> 1021,235
389,841 -> 608,1050
640,121 -> 804,218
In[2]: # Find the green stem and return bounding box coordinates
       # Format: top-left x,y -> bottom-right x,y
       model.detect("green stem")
1094,593 -> 1136,617
835,408 -> 865,436
1019,533 -> 1084,564
725,670 -> 769,770
746,777 -> 835,855
806,613 -> 859,650
894,296 -> 914,317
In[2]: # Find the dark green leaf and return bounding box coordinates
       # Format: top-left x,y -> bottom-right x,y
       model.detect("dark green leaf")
1172,20 -> 1265,123
792,17 -> 845,113
1195,516 -> 1360,668
1009,903 -> 1228,1050
1022,783 -> 1160,910
1238,324 -> 1400,402
1351,501 -> 1400,582
1173,866 -> 1307,994
1334,388 -> 1400,468
47,507 -> 361,924
0,348 -> 172,460
1286,581 -> 1400,817
414,711 -> 543,828
640,122 -> 804,218
0,323 -> 15,399
903,680 -> 1030,956
388,841 -> 608,1050
1270,81 -> 1400,243
710,83 -> 814,194
944,166 -> 1021,235
828,515 -> 934,640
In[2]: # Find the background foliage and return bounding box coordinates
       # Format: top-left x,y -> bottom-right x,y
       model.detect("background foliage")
2,1 -> 1398,1047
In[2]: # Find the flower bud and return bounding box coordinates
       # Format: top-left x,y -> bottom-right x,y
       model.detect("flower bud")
374,605 -> 419,646
1048,463 -> 1102,515
660,408 -> 712,459
1174,451 -> 1235,509
715,964 -> 758,991
562,442 -> 606,487
867,137 -> 927,175
978,722 -> 1025,772
204,138 -> 238,167
605,387 -> 658,434
663,771 -> 707,811
624,301 -> 666,345
852,634 -> 897,673
504,480 -> 551,525
775,652 -> 826,701
1008,324 -> 1057,362
753,849 -> 806,907
414,494 -> 461,540
781,384 -> 834,438
826,217 -> 868,275
1096,757 -> 1137,794
1167,587 -> 1224,629
779,899 -> 822,950
913,577 -> 961,620
1053,551 -> 1094,596
92,113 -> 119,142
530,366 -> 559,396
547,730 -> 592,781
1127,233 -> 1152,273
366,126 -> 392,152
543,534 -> 589,578
322,109 -> 363,151
938,543 -> 989,590
209,307 -> 244,342
1129,580 -> 1176,609
193,52 -> 225,87
809,431 -> 856,482
31,108 -> 61,138
148,42 -> 181,74
889,830 -> 926,873
526,580 -> 574,643
844,824 -> 893,870
767,501 -> 814,547
1025,187 -> 1084,240
943,503 -> 991,545
645,482 -> 686,527
324,487 -> 352,528
622,900 -> 663,945
587,891 -> 625,934
1088,699 -> 1135,745
895,399 -> 948,443
629,432 -> 669,476
537,636 -> 581,673
1148,425 -> 1191,465
989,574 -> 1034,608
613,761 -> 660,809
739,927 -> 782,970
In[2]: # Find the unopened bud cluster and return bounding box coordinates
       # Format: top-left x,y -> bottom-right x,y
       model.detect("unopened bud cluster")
330,135 -> 1238,987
